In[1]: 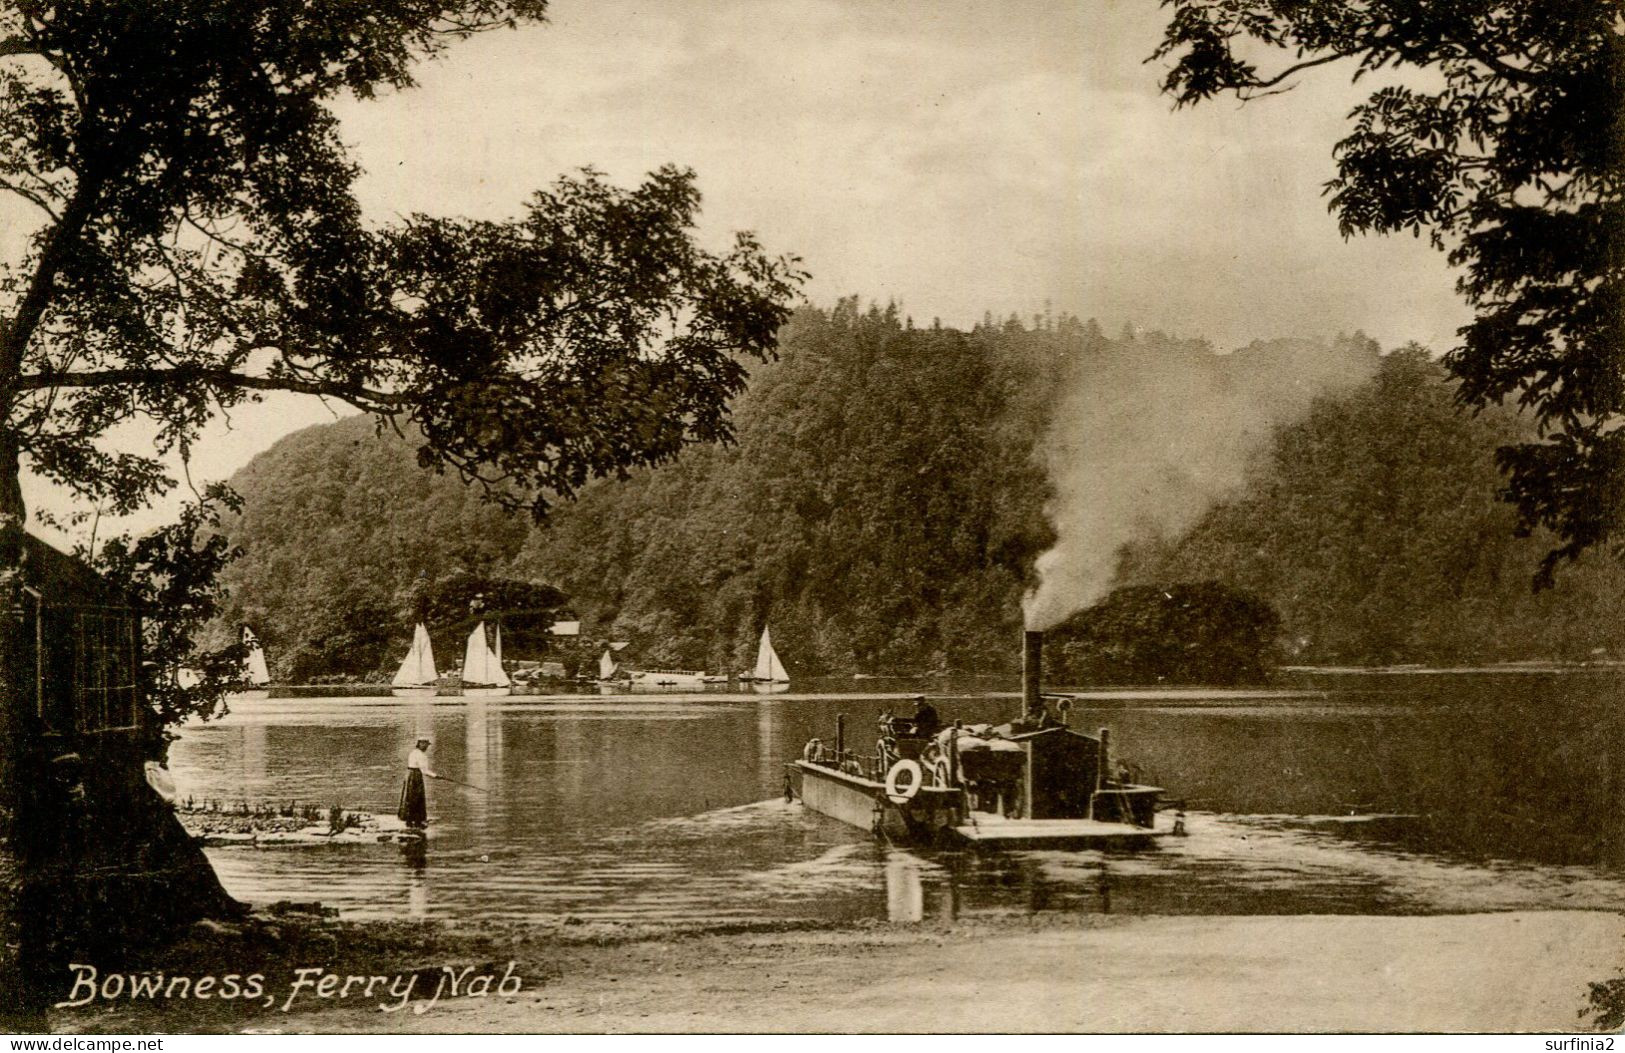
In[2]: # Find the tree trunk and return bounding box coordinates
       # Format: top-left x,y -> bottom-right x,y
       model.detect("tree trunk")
0,174 -> 105,1033
0,428 -> 45,1031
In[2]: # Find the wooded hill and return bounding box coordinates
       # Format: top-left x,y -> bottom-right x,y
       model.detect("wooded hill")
1116,346 -> 1625,666
214,413 -> 532,680
213,302 -> 1625,681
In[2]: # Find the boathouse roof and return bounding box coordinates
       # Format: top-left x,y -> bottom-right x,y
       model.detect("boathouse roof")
21,532 -> 135,607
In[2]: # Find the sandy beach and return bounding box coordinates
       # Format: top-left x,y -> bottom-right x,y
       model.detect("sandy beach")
52,909 -> 1625,1034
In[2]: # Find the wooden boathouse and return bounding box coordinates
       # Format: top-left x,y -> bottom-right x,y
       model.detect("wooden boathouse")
9,533 -> 240,962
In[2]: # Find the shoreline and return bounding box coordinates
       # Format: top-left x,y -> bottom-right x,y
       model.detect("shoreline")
211,663 -> 1625,705
1279,662 -> 1625,675
50,908 -> 1625,1035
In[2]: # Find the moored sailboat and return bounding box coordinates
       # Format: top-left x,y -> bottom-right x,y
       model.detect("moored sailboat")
740,625 -> 789,684
231,626 -> 272,699
391,623 -> 439,697
460,620 -> 511,697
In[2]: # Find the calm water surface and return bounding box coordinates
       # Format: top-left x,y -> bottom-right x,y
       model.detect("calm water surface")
167,673 -> 1625,926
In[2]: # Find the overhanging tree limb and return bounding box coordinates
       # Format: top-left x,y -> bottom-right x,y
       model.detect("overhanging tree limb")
16,365 -> 404,406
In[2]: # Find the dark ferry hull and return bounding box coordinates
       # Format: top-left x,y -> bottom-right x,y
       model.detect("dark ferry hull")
788,760 -> 962,841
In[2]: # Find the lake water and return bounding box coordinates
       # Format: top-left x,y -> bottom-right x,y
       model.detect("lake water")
167,672 -> 1625,926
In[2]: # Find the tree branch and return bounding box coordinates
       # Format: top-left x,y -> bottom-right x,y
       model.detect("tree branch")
18,365 -> 406,413
0,172 -> 103,388
1445,35 -> 1544,86
1244,51 -> 1349,91
0,177 -> 61,222
0,36 -> 39,59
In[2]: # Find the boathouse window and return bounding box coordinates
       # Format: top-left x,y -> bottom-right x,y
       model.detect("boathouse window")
16,535 -> 148,737
71,608 -> 141,733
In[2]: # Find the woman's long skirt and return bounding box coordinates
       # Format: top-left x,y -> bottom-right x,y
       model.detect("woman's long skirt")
398,769 -> 427,827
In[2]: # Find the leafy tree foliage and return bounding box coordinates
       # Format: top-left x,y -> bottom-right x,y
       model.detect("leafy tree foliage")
1044,582 -> 1281,686
0,0 -> 802,714
263,565 -> 566,683
1154,1 -> 1624,584
274,588 -> 398,683
404,570 -> 568,632
1585,975 -> 1625,1033
87,484 -> 245,727
219,302 -> 1077,677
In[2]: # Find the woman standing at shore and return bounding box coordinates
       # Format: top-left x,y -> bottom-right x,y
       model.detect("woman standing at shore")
398,736 -> 438,830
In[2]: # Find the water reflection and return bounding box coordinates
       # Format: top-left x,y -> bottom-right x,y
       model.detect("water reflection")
756,700 -> 781,783
884,851 -> 924,922
462,699 -> 501,833
402,839 -> 428,920
171,673 -> 1625,928
239,722 -> 266,789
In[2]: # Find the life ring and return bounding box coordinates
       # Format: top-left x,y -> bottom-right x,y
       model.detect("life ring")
884,759 -> 923,804
802,738 -> 824,763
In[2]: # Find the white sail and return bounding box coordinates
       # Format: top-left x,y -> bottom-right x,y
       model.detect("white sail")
598,648 -> 619,680
242,626 -> 271,686
753,626 -> 789,683
392,623 -> 438,687
489,622 -> 510,686
461,621 -> 486,683
461,621 -> 510,687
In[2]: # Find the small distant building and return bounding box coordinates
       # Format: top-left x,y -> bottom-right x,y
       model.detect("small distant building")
548,620 -> 581,637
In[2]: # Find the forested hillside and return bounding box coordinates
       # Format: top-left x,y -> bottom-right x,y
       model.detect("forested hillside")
215,414 -> 532,680
511,300 -> 1070,674
214,303 -> 1625,682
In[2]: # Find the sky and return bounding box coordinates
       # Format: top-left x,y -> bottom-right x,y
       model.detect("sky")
22,0 -> 1471,543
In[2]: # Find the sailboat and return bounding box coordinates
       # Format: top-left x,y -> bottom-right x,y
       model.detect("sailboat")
597,647 -> 622,683
391,623 -> 439,697
233,625 -> 272,699
460,620 -> 511,697
740,625 -> 789,685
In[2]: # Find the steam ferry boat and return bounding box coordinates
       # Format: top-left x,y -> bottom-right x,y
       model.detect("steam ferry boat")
786,630 -> 1172,849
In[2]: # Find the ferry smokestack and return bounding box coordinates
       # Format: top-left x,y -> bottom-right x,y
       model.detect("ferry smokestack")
1022,630 -> 1043,718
